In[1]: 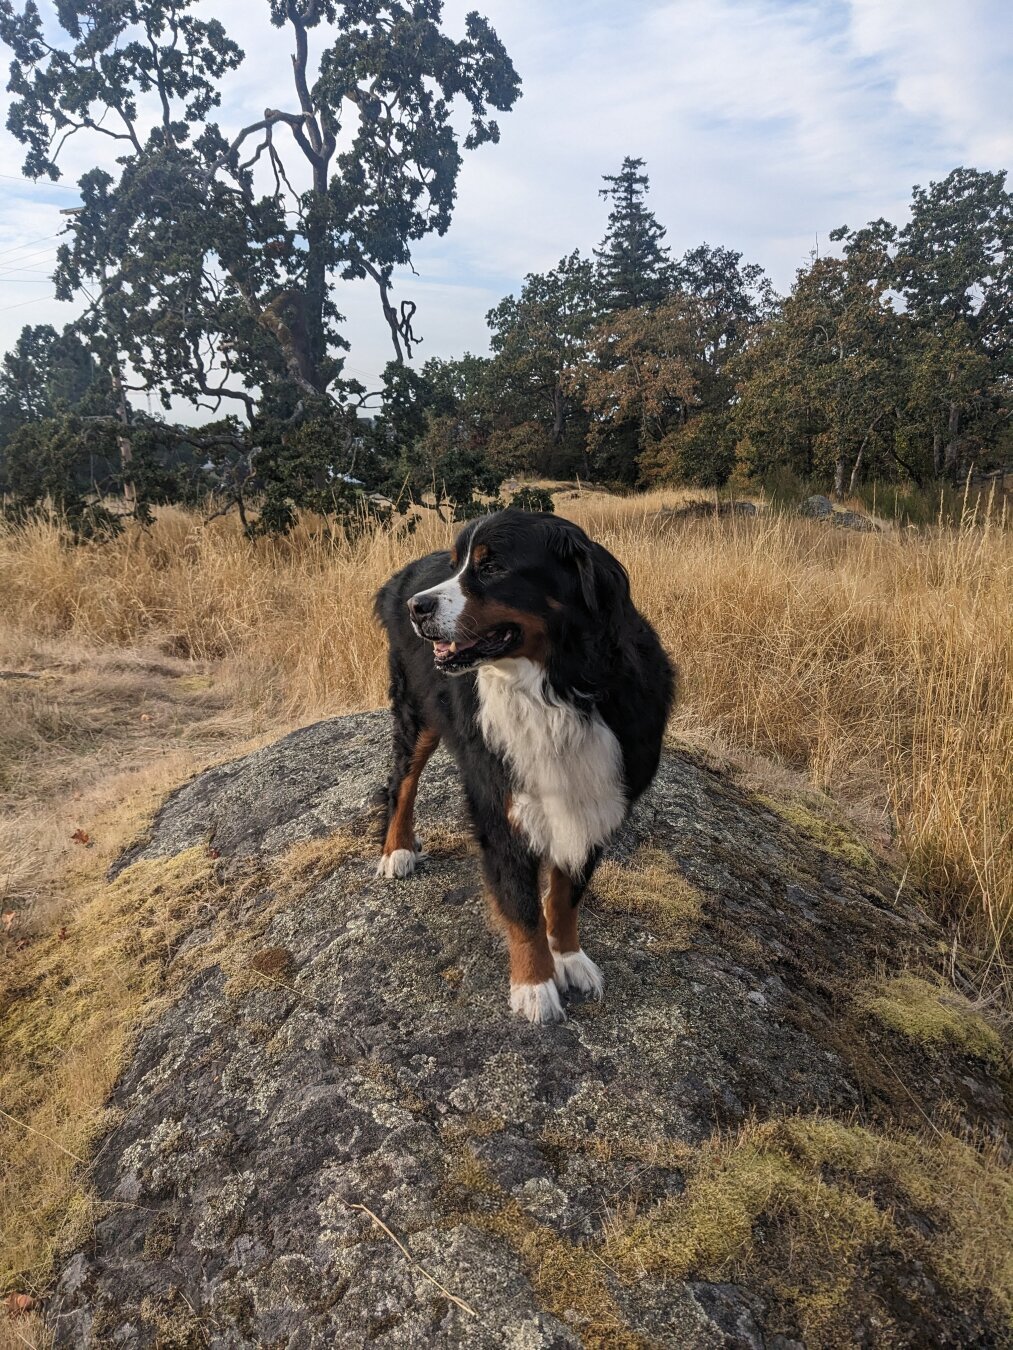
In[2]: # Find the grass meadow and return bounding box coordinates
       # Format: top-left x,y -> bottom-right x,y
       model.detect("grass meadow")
1,484 -> 1011,1339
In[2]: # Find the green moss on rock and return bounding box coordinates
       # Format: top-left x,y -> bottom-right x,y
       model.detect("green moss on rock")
608,1115 -> 1013,1345
758,794 -> 876,871
859,973 -> 1005,1063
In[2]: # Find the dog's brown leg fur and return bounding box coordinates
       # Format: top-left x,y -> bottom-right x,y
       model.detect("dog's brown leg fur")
501,913 -> 557,988
381,727 -> 440,858
544,866 -> 580,953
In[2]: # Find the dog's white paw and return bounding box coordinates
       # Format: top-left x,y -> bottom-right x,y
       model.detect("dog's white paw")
551,947 -> 605,999
375,848 -> 417,879
510,978 -> 566,1024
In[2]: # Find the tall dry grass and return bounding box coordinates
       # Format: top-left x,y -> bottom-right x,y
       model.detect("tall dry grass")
1,495 -> 1010,994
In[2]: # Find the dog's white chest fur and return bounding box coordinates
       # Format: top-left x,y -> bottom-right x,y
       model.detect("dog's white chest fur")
477,659 -> 625,874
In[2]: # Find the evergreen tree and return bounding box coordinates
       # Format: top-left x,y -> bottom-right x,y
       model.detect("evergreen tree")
594,157 -> 673,311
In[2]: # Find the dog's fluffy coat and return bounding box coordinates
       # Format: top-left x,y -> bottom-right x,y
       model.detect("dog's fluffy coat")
374,509 -> 675,1022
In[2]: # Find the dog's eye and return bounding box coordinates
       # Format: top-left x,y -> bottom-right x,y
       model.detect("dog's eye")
477,557 -> 506,580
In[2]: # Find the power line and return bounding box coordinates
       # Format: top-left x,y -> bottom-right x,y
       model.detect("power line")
0,293 -> 66,315
0,248 -> 60,277
0,172 -> 78,191
0,232 -> 63,262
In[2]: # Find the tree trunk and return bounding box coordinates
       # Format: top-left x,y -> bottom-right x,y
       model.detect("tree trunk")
551,383 -> 566,445
236,486 -> 251,539
109,362 -> 134,508
943,401 -> 961,482
302,152 -> 331,387
848,413 -> 883,497
848,444 -> 865,497
932,429 -> 943,478
286,6 -> 335,388
832,455 -> 846,501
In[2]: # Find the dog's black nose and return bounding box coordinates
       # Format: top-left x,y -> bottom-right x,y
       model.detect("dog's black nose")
408,593 -> 438,620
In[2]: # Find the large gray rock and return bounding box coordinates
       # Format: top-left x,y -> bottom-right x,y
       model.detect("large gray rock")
49,713 -> 1010,1348
656,500 -> 758,525
797,496 -> 878,531
831,508 -> 877,532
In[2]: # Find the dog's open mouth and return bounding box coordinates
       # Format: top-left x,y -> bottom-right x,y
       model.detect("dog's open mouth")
430,624 -> 521,671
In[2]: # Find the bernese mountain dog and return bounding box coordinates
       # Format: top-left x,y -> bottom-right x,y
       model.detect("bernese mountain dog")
374,508 -> 675,1024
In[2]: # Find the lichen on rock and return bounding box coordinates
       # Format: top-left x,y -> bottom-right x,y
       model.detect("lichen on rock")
46,712 -> 1010,1348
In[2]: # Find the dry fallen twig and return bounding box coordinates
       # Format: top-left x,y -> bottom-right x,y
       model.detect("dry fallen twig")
343,1201 -> 478,1318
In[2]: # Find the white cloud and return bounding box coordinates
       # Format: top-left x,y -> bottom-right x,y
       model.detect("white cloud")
0,0 -> 1009,403
847,0 -> 1013,166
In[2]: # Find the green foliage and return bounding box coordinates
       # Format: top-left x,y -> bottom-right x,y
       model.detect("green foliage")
386,409 -> 501,520
732,251 -> 904,494
831,167 -> 1012,485
0,324 -> 114,463
486,251 -> 598,454
1,114 -> 1008,528
2,413 -> 122,537
640,412 -> 738,488
508,485 -> 554,514
248,409 -> 364,536
565,297 -> 699,485
594,156 -> 673,311
0,0 -> 520,529
1,407 -> 214,536
484,421 -> 555,477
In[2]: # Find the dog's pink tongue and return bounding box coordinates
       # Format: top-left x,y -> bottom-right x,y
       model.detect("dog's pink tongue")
433,638 -> 477,658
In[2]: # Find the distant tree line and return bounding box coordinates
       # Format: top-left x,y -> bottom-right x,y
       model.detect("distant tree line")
378,160 -> 1011,502
0,0 -> 1008,534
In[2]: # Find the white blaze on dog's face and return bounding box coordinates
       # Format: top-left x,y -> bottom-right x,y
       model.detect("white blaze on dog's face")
406,510 -> 631,678
406,538 -> 472,642
406,516 -> 561,675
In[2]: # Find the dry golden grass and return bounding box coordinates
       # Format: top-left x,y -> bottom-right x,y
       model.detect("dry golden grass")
0,486 -> 1011,1325
0,632 -> 290,1310
1,494 -> 1010,992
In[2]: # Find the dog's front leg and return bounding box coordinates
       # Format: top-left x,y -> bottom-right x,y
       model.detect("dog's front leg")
478,819 -> 563,1025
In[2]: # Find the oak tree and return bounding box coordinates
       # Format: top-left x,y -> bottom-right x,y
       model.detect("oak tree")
1,0 -> 520,527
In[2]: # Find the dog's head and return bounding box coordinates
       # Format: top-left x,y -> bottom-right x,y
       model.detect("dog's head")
407,509 -> 631,683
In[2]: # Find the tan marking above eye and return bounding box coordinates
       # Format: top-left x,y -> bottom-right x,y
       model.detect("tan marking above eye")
472,542 -> 489,565
546,597 -> 564,611
449,549 -> 458,569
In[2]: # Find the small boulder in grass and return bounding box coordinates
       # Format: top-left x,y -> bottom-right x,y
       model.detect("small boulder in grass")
799,493 -> 834,518
798,495 -> 878,531
832,509 -> 877,532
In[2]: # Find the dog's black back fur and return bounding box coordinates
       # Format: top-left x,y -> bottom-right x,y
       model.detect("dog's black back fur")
375,511 -> 674,806
374,510 -> 675,1020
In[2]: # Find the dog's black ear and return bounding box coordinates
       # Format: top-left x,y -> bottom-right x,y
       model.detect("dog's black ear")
547,521 -> 630,617
579,540 -> 631,623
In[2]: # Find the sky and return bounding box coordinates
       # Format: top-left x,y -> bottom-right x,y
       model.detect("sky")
0,0 -> 1010,419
